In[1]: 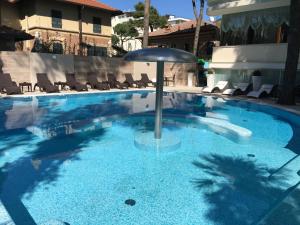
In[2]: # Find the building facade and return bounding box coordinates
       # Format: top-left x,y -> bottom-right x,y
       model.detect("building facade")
148,20 -> 220,59
111,14 -> 191,52
0,0 -> 121,56
111,12 -> 143,52
207,0 -> 300,85
167,15 -> 191,26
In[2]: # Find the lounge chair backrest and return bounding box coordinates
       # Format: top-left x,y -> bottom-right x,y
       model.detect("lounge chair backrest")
125,73 -> 134,83
87,74 -> 98,84
1,73 -> 15,87
237,83 -> 250,91
141,73 -> 151,83
66,73 -> 77,86
37,73 -> 53,87
260,84 -> 274,94
216,81 -> 228,90
108,73 -> 117,83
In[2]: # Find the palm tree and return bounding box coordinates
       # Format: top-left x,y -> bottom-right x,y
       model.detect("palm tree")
192,0 -> 205,56
278,0 -> 300,105
143,0 -> 151,48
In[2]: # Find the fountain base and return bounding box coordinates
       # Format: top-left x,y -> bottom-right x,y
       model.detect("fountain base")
134,129 -> 181,152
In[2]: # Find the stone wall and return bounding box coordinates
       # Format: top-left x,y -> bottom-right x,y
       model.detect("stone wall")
0,51 -> 195,86
133,61 -> 197,86
74,56 -> 133,82
0,51 -> 31,83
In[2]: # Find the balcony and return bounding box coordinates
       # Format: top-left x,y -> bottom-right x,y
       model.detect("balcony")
207,0 -> 290,16
209,43 -> 300,70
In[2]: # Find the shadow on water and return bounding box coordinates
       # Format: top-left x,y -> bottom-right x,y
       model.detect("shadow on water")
0,92 -> 206,224
0,95 -> 133,224
191,154 -> 300,225
0,128 -> 107,225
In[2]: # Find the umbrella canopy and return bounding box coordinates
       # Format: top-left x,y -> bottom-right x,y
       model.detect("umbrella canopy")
0,25 -> 34,42
123,48 -> 198,63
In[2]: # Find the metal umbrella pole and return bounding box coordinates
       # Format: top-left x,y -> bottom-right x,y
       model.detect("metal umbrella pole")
123,48 -> 197,141
155,61 -> 164,139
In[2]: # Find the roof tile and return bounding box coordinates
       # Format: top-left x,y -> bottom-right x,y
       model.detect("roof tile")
149,20 -> 214,37
58,0 -> 121,13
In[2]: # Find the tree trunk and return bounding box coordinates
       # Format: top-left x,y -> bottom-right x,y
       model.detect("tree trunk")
143,0 -> 151,48
192,0 -> 204,56
278,0 -> 300,105
0,1 -> 2,26
78,5 -> 83,56
120,39 -> 124,49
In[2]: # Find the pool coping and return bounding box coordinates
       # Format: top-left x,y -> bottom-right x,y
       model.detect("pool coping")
0,88 -> 156,99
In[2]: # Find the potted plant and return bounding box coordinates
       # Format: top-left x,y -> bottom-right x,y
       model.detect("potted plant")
252,70 -> 262,91
187,68 -> 196,87
206,69 -> 215,89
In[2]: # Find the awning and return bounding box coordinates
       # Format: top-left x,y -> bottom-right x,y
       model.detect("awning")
0,25 -> 34,42
221,6 -> 290,32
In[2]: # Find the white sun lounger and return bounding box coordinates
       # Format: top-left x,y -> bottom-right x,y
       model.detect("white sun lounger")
223,83 -> 251,96
247,84 -> 275,98
202,81 -> 229,93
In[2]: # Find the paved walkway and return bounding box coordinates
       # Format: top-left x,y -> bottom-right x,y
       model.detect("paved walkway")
165,86 -> 300,115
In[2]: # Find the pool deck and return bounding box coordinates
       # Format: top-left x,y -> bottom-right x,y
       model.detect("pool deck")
2,86 -> 300,116
167,86 -> 300,115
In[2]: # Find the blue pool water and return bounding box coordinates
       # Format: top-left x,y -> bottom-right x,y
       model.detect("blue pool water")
0,91 -> 300,225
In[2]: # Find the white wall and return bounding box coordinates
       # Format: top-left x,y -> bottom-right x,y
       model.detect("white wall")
210,43 -> 300,70
207,0 -> 290,16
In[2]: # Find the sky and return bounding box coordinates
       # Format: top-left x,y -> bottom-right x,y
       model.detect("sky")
100,0 -> 209,20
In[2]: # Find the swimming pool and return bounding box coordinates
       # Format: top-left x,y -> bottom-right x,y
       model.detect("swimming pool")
0,91 -> 299,225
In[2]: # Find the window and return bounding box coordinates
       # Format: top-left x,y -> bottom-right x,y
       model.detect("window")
280,23 -> 289,43
52,42 -> 63,54
128,43 -> 132,51
93,17 -> 102,33
171,43 -> 176,48
51,10 -> 62,29
246,26 -> 254,44
87,46 -> 107,57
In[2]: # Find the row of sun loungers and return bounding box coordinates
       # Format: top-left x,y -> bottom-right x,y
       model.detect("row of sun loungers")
0,73 -> 281,99
0,72 -> 156,95
203,81 -> 277,99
